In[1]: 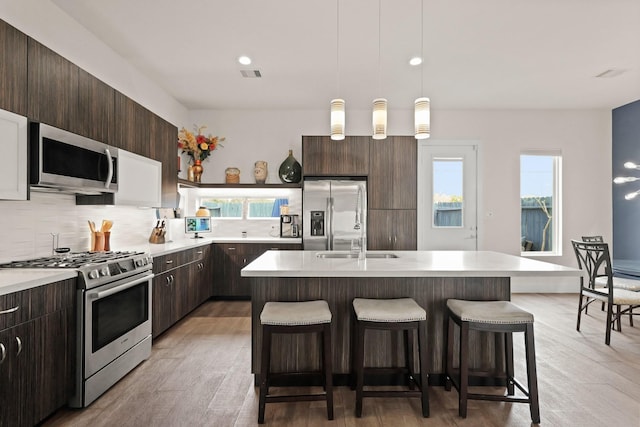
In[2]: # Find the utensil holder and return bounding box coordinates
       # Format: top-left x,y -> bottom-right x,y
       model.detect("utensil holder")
148,227 -> 165,244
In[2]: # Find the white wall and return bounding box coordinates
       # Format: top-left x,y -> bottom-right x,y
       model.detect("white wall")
190,107 -> 611,291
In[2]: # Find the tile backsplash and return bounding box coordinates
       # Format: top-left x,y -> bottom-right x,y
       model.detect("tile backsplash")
0,186 -> 303,263
0,191 -> 157,263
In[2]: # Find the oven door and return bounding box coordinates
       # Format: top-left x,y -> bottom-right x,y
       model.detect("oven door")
84,272 -> 153,378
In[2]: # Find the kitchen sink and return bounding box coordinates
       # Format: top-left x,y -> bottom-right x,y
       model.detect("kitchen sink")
316,252 -> 398,259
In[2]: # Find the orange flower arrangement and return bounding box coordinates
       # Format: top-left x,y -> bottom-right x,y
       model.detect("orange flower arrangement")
178,125 -> 225,162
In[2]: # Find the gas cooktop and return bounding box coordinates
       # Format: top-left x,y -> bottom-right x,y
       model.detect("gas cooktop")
0,251 -> 153,289
0,251 -> 146,269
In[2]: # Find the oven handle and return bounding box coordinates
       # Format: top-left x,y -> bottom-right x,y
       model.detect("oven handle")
90,273 -> 154,300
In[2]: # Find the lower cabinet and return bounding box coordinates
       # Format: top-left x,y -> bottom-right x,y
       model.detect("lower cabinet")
152,245 -> 213,338
213,242 -> 302,298
368,209 -> 417,250
0,278 -> 76,427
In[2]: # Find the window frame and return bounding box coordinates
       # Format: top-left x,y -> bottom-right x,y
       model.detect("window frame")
519,151 -> 562,257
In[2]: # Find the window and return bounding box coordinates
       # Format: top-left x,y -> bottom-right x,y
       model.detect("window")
520,153 -> 562,255
433,158 -> 463,227
199,197 -> 289,219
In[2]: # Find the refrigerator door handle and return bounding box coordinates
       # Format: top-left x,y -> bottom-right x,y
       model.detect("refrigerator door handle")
327,197 -> 333,250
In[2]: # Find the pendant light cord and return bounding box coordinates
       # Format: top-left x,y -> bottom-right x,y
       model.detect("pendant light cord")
336,0 -> 340,97
378,0 -> 382,94
420,0 -> 424,96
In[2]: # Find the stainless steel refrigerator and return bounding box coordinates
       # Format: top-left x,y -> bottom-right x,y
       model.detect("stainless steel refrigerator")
303,178 -> 367,251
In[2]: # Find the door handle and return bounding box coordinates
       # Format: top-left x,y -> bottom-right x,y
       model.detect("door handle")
15,336 -> 22,356
104,148 -> 113,189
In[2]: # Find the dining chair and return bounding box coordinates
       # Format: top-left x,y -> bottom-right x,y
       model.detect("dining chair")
571,240 -> 640,345
581,235 -> 639,326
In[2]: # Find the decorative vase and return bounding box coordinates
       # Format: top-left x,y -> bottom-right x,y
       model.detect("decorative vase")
254,160 -> 268,184
278,150 -> 302,183
225,167 -> 240,184
187,165 -> 195,182
192,159 -> 203,183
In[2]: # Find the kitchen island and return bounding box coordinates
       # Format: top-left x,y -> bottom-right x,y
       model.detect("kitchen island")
241,250 -> 581,384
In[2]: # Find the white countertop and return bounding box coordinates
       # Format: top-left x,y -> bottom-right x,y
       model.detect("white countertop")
0,237 -> 302,296
127,237 -> 301,257
241,250 -> 582,278
0,269 -> 77,296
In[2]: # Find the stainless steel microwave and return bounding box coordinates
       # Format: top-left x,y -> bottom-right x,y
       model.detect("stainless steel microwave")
30,123 -> 118,194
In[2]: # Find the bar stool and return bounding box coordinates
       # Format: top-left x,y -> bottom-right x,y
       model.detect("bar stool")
352,297 -> 429,418
258,300 -> 334,424
445,299 -> 540,424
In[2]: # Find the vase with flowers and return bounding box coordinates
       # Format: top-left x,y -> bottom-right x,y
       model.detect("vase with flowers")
178,125 -> 225,182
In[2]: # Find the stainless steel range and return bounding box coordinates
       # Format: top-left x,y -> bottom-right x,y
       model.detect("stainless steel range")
1,251 -> 153,407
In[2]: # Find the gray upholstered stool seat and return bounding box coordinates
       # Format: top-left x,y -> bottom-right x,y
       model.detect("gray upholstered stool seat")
353,297 -> 427,322
446,299 -> 534,324
260,300 -> 332,325
445,299 -> 540,424
258,300 -> 333,424
352,297 -> 429,418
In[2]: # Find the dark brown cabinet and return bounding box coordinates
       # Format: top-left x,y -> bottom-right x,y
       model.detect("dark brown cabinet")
0,20 -> 28,116
369,136 -> 417,210
27,39 -> 79,132
151,116 -> 179,208
213,243 -> 302,298
0,278 -> 76,427
114,91 -> 151,157
368,209 -> 417,250
152,245 -> 213,338
302,136 -> 369,176
78,69 -> 115,144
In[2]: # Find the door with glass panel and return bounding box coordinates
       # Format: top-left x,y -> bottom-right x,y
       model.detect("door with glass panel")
417,143 -> 478,250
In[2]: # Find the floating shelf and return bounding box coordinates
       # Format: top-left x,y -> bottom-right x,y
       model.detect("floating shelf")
178,178 -> 301,189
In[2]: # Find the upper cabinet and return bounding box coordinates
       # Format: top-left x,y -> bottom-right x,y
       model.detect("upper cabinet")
78,69 -> 115,145
369,136 -> 417,210
302,136 -> 369,176
115,91 -> 151,157
27,39 -> 80,132
0,20 -> 27,116
0,108 -> 28,200
151,117 -> 179,208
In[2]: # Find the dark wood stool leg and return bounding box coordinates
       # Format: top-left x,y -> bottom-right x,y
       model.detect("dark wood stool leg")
258,325 -> 272,424
459,321 -> 470,418
505,332 -> 515,395
323,323 -> 334,420
418,320 -> 430,417
350,311 -> 357,390
405,329 -> 416,390
445,315 -> 454,391
355,320 -> 365,418
525,324 -> 540,424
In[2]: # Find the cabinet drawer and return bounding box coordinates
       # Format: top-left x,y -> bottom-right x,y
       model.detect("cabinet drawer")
0,278 -> 76,331
153,251 -> 182,274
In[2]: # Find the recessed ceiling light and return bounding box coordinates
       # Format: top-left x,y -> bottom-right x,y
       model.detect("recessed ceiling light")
238,55 -> 252,65
409,56 -> 422,66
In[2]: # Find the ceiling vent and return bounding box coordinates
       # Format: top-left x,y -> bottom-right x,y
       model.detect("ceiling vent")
240,69 -> 262,78
595,69 -> 626,78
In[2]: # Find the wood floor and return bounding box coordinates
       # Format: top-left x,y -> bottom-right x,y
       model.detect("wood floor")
43,294 -> 640,427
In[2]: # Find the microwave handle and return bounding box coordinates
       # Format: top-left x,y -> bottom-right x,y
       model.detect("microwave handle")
104,148 -> 113,189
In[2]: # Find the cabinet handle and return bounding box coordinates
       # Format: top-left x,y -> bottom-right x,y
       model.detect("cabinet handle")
166,276 -> 171,285
228,247 -> 236,251
270,247 -> 279,250
0,343 -> 5,365
165,260 -> 174,264
15,336 -> 22,356
394,236 -> 397,244
0,305 -> 19,315
196,250 -> 203,255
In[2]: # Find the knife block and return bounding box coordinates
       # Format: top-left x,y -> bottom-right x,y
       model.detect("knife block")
148,226 -> 166,244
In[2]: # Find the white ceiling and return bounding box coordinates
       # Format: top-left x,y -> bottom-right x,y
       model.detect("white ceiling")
51,0 -> 640,111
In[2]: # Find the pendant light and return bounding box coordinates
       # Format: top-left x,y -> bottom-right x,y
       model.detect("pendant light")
414,0 -> 430,139
330,0 -> 345,140
372,0 -> 387,140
